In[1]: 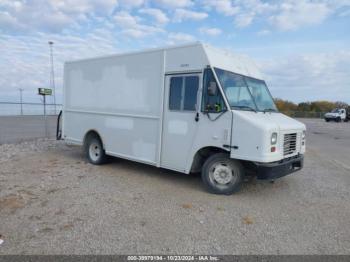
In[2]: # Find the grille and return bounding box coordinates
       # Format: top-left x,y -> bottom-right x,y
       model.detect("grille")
283,133 -> 297,156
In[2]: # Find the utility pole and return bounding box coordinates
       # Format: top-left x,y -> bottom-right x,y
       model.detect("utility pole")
44,94 -> 48,137
38,88 -> 51,138
19,88 -> 24,115
48,41 -> 56,114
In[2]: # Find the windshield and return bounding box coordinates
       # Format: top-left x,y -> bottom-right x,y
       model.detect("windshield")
214,68 -> 277,112
331,109 -> 340,113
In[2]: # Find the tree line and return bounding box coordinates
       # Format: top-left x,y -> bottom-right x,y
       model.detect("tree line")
274,99 -> 349,113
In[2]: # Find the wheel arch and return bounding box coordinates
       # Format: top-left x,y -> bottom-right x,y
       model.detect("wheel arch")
190,146 -> 229,173
83,129 -> 105,149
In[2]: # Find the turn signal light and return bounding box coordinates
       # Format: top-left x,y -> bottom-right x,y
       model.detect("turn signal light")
271,146 -> 276,152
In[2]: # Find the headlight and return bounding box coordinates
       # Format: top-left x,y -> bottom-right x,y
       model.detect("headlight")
302,130 -> 306,140
271,132 -> 278,145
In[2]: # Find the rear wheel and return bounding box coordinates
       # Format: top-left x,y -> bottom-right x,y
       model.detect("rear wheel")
85,135 -> 107,165
201,153 -> 244,195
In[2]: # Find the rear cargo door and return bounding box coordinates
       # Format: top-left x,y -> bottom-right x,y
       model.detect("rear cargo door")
161,74 -> 201,172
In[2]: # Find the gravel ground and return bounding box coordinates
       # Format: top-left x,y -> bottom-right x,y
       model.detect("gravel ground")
0,119 -> 349,255
0,116 -> 57,144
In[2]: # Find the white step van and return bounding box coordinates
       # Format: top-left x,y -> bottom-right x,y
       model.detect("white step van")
60,42 -> 306,194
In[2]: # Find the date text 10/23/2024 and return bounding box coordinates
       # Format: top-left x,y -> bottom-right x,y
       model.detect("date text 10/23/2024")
127,255 -> 219,261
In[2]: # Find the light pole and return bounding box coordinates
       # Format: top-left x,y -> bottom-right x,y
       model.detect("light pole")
19,88 -> 24,115
48,41 -> 56,114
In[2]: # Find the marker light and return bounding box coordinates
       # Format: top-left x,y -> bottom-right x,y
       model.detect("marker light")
302,130 -> 306,140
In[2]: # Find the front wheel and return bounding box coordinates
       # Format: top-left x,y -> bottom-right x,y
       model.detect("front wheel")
201,153 -> 244,195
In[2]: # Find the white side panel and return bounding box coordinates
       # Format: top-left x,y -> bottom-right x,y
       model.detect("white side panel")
186,112 -> 232,173
230,111 -> 276,163
165,45 -> 208,73
64,51 -> 164,164
65,51 -> 163,116
64,111 -> 159,164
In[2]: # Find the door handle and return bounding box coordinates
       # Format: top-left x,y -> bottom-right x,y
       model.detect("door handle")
195,112 -> 199,122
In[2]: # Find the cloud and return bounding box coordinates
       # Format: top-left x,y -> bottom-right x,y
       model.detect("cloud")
203,0 -> 239,16
1,0 -> 349,105
52,0 -> 117,15
173,9 -> 208,22
269,1 -> 331,31
167,32 -> 196,44
119,0 -> 145,8
154,0 -> 193,8
113,11 -> 164,38
199,27 -> 222,36
203,0 -> 349,32
339,8 -> 350,17
0,0 -> 118,33
113,11 -> 139,28
234,13 -> 254,28
0,29 -> 118,103
257,29 -> 271,36
139,8 -> 169,25
260,50 -> 350,101
1,0 -> 348,36
0,11 -> 22,30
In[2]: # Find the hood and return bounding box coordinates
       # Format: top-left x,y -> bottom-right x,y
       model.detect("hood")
232,110 -> 306,132
231,110 -> 306,163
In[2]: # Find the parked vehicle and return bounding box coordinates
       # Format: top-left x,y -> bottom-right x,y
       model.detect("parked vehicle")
58,42 -> 306,195
324,108 -> 349,122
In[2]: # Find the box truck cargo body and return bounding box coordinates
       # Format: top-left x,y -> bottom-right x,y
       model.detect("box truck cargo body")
61,42 -> 306,194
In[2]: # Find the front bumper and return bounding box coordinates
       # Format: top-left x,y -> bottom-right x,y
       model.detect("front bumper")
255,154 -> 304,180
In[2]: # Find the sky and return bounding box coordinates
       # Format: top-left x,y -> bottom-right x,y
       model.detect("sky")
0,0 -> 349,105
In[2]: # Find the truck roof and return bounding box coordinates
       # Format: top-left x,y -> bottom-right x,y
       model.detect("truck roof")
65,42 -> 204,64
65,41 -> 263,80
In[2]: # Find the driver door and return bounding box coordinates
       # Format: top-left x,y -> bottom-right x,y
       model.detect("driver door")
161,74 -> 201,172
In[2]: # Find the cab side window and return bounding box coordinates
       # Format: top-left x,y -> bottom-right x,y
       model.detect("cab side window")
202,68 -> 226,113
169,75 -> 199,111
169,77 -> 183,110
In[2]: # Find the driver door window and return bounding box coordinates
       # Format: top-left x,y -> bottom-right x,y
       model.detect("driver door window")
202,68 -> 226,113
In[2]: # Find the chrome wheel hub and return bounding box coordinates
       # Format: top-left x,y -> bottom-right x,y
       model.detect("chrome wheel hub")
210,163 -> 234,185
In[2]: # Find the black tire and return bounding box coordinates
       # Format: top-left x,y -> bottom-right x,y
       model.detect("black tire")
201,153 -> 244,195
84,135 -> 107,165
336,117 -> 341,123
325,119 -> 329,122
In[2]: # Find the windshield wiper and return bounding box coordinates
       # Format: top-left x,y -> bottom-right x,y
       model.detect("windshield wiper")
232,105 -> 257,113
263,108 -> 277,113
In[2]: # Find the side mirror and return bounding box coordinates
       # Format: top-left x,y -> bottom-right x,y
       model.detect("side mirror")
208,81 -> 217,96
